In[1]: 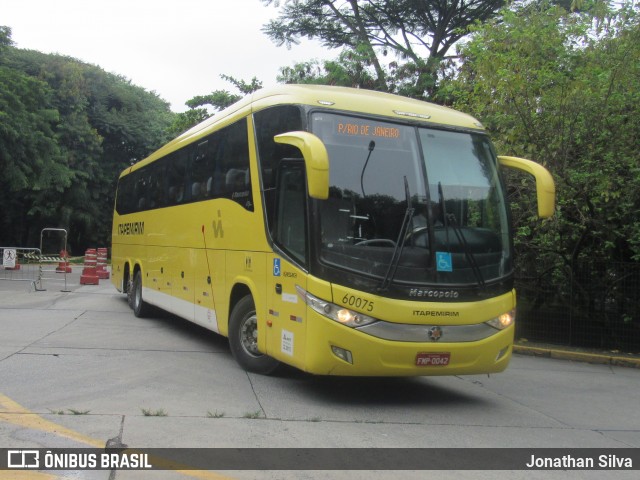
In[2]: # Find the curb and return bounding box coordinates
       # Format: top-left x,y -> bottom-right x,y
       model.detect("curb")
514,345 -> 640,369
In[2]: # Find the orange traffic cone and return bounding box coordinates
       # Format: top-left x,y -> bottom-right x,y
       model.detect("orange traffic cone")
56,249 -> 72,273
96,247 -> 110,279
80,248 -> 99,285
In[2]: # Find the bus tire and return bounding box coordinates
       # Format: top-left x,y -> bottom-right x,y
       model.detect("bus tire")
229,295 -> 279,375
126,277 -> 134,309
131,271 -> 151,318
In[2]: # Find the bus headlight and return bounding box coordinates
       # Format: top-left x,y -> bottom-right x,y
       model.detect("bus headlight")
296,286 -> 378,328
486,309 -> 516,330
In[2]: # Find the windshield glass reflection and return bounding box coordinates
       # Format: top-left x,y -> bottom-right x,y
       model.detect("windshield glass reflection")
311,112 -> 511,287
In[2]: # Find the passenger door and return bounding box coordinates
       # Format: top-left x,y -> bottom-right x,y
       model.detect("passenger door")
265,161 -> 308,369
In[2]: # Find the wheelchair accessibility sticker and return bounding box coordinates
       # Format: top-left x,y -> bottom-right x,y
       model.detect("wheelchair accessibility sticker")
273,258 -> 281,277
436,252 -> 453,272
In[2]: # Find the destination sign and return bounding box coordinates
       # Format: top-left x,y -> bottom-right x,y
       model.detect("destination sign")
336,122 -> 401,139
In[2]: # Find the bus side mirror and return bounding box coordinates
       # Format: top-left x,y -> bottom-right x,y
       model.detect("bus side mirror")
274,131 -> 329,200
498,155 -> 556,218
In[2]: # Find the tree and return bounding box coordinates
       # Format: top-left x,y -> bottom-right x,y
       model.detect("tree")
167,75 -> 263,136
277,49 -> 377,88
263,0 -> 505,98
0,33 -> 71,244
446,2 -> 640,348
0,25 -> 12,55
186,74 -> 263,110
0,31 -> 174,251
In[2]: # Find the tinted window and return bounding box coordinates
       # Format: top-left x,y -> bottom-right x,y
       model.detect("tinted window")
115,118 -> 253,214
215,120 -> 253,210
253,106 -> 304,234
166,149 -> 189,205
274,161 -> 307,265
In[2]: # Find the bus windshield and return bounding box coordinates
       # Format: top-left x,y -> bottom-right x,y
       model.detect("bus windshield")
311,112 -> 511,287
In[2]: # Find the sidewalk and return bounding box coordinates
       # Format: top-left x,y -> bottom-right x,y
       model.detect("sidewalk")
514,341 -> 640,369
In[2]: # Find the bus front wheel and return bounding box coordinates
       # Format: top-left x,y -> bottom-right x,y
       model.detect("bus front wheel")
229,295 -> 279,375
132,271 -> 151,318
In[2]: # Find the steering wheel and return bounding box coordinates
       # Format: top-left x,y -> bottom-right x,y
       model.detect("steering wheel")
405,226 -> 429,248
355,239 -> 397,247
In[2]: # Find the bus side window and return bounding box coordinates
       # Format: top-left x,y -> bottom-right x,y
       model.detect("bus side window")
225,169 -> 247,191
116,174 -> 135,215
166,150 -> 188,206
274,160 -> 307,265
134,173 -> 147,211
217,119 -> 253,210
190,139 -> 215,202
148,161 -> 165,209
253,105 -> 304,232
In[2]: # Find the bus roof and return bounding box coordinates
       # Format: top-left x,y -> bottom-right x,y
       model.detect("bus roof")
124,84 -> 485,176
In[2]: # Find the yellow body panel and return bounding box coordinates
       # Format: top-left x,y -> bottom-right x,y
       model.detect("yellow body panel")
268,286 -> 515,376
330,285 -> 514,326
498,156 -> 556,218
111,84 -> 549,377
303,313 -> 514,376
119,85 -> 485,177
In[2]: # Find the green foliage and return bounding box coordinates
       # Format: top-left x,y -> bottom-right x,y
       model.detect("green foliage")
264,0 -> 506,97
449,2 -> 640,263
0,29 -> 174,251
166,108 -> 210,138
277,48 -> 378,88
0,25 -> 13,54
446,2 -> 640,347
0,66 -> 65,191
185,75 -> 262,111
168,75 -> 263,136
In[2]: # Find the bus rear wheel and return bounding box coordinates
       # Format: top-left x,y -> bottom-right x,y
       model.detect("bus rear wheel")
131,271 -> 151,318
126,276 -> 134,309
229,295 -> 279,375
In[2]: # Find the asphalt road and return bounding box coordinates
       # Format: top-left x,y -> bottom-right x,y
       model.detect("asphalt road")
0,267 -> 638,479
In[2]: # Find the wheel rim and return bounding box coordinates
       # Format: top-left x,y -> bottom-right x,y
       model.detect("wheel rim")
239,313 -> 261,357
134,279 -> 141,310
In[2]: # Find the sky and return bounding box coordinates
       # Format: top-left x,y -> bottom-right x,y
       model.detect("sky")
3,0 -> 335,112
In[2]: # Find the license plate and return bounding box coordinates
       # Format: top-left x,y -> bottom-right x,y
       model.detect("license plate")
416,352 -> 450,366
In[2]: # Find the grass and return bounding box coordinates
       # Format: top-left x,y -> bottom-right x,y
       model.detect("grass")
67,408 -> 91,415
48,408 -> 91,415
141,407 -> 168,417
242,410 -> 263,419
207,410 -> 225,418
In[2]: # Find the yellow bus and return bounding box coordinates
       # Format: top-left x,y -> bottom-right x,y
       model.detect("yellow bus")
111,85 -> 554,376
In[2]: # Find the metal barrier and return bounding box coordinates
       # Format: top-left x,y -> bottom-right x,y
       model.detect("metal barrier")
1,247 -> 45,291
39,228 -> 71,292
1,227 -> 72,292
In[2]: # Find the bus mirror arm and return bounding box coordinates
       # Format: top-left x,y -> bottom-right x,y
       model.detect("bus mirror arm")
274,131 -> 329,200
498,155 -> 556,218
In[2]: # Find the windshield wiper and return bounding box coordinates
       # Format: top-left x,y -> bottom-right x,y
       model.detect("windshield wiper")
378,176 -> 414,292
438,182 -> 485,288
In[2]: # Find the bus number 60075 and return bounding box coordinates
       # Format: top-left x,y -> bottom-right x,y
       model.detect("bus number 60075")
342,294 -> 374,312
